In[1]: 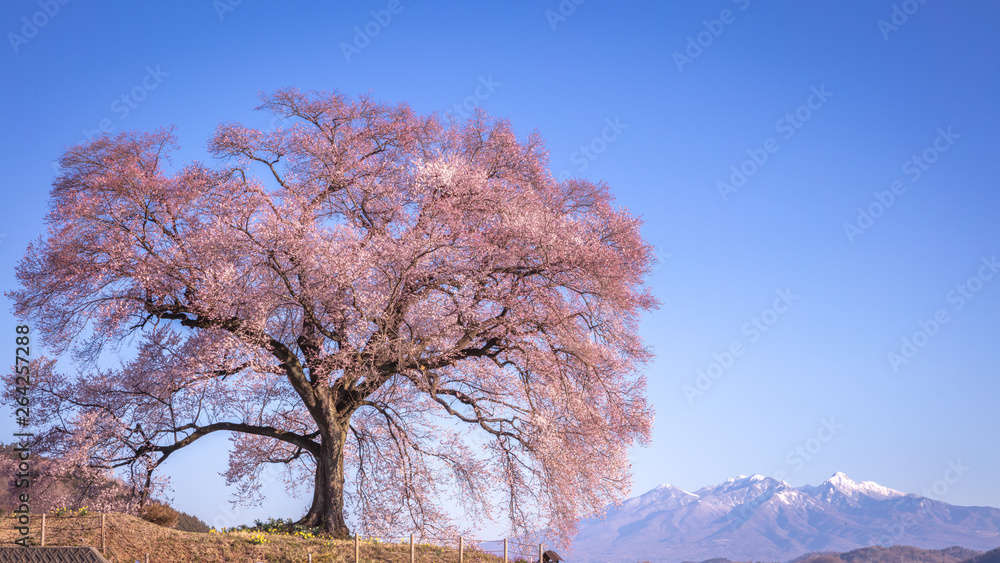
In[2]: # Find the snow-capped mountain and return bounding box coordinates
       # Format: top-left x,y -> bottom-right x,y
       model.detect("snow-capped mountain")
799,471 -> 907,506
568,473 -> 1000,563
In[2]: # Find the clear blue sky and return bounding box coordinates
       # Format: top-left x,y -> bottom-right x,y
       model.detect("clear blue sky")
2,0 -> 998,537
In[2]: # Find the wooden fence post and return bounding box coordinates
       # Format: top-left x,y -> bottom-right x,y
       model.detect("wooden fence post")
410,533 -> 415,563
40,514 -> 45,547
503,538 -> 508,563
100,514 -> 106,555
538,543 -> 543,563
354,534 -> 359,563
308,553 -> 312,563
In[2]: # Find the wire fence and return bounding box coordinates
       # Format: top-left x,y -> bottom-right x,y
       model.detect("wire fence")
0,514 -> 555,563
0,514 -> 147,563
348,535 -> 549,563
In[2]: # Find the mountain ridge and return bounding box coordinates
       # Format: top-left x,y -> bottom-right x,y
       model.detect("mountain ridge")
569,472 -> 1000,563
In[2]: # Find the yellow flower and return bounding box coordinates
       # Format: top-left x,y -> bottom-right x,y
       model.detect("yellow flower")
249,532 -> 270,545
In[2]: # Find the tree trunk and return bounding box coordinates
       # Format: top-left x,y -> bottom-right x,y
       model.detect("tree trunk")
297,423 -> 351,538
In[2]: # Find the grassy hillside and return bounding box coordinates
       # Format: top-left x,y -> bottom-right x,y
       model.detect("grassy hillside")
0,513 -> 522,563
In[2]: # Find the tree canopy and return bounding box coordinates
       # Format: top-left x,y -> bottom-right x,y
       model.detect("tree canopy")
9,89 -> 658,542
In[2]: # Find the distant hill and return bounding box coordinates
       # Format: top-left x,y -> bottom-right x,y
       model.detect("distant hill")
569,472 -> 1000,563
962,547 -> 1000,563
794,545 -> 981,563
0,444 -> 136,514
677,545 -> 985,563
1,444 -> 207,532
175,510 -> 210,533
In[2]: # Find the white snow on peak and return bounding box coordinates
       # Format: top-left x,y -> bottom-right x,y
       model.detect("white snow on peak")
650,484 -> 698,497
730,474 -> 765,482
774,489 -> 799,504
823,472 -> 905,499
828,471 -> 852,484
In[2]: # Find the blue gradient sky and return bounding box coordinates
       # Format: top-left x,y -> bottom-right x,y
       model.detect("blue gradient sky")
2,1 -> 998,536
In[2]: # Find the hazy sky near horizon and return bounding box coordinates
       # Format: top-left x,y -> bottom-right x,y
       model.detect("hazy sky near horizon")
2,1 -> 998,538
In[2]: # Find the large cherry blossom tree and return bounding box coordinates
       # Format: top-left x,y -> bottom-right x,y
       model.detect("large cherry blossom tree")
9,89 -> 657,540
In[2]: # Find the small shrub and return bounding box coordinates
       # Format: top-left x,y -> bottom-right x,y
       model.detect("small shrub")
175,510 -> 210,533
139,500 -> 180,528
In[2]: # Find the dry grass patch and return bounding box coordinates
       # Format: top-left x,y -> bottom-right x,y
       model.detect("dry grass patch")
0,512 -> 518,563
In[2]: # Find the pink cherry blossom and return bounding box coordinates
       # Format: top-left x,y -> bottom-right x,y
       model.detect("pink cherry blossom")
9,89 -> 658,543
